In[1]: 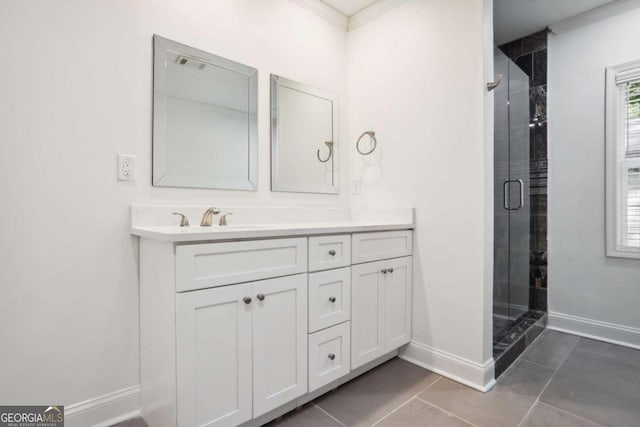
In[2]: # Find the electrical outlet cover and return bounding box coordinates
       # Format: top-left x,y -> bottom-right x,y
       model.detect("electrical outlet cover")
118,154 -> 136,182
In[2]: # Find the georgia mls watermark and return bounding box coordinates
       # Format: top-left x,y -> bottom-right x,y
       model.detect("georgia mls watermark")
0,406 -> 64,427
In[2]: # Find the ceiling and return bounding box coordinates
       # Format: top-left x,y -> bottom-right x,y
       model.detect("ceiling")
321,0 -> 379,16
494,0 -> 617,45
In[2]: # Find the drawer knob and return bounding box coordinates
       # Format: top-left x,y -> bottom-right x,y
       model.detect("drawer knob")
329,296 -> 336,303
328,353 -> 336,360
388,268 -> 394,273
329,250 -> 336,256
257,293 -> 265,301
381,269 -> 388,274
243,297 -> 252,304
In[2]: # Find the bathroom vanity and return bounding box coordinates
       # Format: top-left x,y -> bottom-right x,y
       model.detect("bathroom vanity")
132,209 -> 414,427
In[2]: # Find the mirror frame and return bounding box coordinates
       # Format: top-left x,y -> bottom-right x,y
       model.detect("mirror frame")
152,35 -> 258,190
270,74 -> 339,194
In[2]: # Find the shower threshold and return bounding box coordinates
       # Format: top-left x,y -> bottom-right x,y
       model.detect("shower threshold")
493,310 -> 547,378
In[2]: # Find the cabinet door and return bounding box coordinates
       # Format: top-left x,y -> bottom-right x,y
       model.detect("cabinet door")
382,257 -> 412,351
176,284 -> 252,427
252,274 -> 308,417
351,260 -> 386,369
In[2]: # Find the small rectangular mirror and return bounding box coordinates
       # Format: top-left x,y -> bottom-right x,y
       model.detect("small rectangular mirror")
153,35 -> 258,190
271,74 -> 338,194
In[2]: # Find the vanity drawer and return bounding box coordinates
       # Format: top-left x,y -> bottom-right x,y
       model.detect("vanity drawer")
351,230 -> 413,264
308,235 -> 351,272
308,267 -> 351,333
308,322 -> 351,392
176,238 -> 307,292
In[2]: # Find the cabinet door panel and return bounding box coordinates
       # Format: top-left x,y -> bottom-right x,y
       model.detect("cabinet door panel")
383,257 -> 412,350
351,260 -> 385,369
177,284 -> 252,427
252,274 -> 308,417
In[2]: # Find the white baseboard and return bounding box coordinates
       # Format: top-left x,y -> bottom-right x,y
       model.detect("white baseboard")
65,385 -> 141,427
399,341 -> 495,392
548,311 -> 640,350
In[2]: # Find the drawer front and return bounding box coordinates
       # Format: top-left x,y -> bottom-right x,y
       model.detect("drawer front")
351,230 -> 413,264
308,322 -> 351,392
176,238 -> 307,292
308,268 -> 351,333
308,235 -> 351,272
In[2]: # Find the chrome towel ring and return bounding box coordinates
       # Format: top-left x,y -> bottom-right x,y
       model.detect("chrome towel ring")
317,141 -> 334,163
356,131 -> 377,155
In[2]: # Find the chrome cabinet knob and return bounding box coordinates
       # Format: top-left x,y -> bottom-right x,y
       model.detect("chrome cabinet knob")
257,293 -> 265,301
328,353 -> 336,360
388,268 -> 394,273
329,296 -> 336,303
328,250 -> 336,256
243,297 -> 252,304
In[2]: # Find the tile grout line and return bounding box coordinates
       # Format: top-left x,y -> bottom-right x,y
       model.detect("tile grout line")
415,396 -> 479,427
369,395 -> 418,427
312,403 -> 347,427
536,401 -> 607,427
368,375 -> 443,427
515,336 -> 580,427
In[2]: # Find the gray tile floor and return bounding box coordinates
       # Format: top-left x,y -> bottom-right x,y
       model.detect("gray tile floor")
113,331 -> 640,427
269,331 -> 640,427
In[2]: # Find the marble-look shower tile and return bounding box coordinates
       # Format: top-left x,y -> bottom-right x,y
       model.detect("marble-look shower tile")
533,50 -> 547,86
516,54 -> 533,79
521,30 -> 548,56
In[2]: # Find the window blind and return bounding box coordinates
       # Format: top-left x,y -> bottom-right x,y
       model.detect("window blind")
625,80 -> 640,157
623,165 -> 640,247
623,80 -> 640,247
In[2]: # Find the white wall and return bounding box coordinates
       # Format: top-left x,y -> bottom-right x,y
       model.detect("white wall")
348,0 -> 494,387
0,0 -> 348,422
548,7 -> 640,346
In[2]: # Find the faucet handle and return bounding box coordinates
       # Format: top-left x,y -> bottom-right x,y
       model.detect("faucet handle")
172,212 -> 190,227
219,212 -> 233,226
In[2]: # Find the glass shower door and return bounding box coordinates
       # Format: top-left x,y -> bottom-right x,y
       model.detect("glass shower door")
493,49 -> 531,340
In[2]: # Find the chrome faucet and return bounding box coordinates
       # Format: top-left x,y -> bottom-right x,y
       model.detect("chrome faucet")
219,212 -> 233,226
200,207 -> 220,226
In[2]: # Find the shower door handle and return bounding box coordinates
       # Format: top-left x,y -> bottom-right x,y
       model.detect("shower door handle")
504,179 -> 524,210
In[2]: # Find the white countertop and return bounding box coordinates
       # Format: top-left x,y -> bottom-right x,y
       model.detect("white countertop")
131,221 -> 414,242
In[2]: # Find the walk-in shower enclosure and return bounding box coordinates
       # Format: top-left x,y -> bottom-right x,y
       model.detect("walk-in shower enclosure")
493,49 -> 545,376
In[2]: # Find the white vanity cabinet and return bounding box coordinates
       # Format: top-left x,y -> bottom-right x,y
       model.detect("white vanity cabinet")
351,231 -> 413,370
138,227 -> 413,427
176,274 -> 307,427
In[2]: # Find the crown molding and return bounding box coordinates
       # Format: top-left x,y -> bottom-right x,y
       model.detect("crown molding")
549,0 -> 640,35
289,0 -> 348,31
289,0 -> 408,32
348,0 -> 408,31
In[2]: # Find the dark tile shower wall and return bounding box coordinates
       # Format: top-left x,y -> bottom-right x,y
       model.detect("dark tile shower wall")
499,30 -> 548,312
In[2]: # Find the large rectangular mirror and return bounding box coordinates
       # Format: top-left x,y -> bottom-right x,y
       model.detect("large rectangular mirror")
153,35 -> 257,190
271,74 -> 338,194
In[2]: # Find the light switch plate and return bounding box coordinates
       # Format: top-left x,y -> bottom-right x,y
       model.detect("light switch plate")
118,154 -> 136,182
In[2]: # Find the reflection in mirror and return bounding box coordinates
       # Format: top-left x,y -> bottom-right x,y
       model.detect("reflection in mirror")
153,35 -> 257,190
271,74 -> 338,194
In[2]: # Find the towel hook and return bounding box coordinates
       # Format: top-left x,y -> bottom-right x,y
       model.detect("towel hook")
487,74 -> 503,92
317,141 -> 334,163
356,131 -> 377,155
